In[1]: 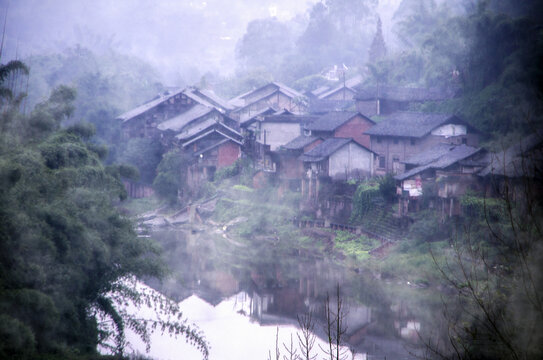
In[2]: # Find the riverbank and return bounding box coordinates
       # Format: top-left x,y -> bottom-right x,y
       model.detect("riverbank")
118,179 -> 451,357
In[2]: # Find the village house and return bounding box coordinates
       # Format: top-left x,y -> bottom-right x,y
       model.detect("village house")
229,82 -> 307,122
274,135 -> 324,191
354,86 -> 457,117
300,138 -> 376,200
118,87 -> 232,141
304,111 -> 375,148
478,131 -> 543,200
364,112 -> 479,175
155,103 -> 243,190
307,99 -> 355,114
252,114 -> 318,151
315,75 -> 363,101
183,129 -> 243,190
394,143 -> 486,217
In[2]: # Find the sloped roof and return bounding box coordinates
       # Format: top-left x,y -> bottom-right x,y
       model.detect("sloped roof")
157,104 -> 214,132
365,112 -> 459,138
239,106 -> 277,127
192,88 -> 234,111
308,99 -> 355,114
355,85 -> 456,102
478,132 -> 543,177
229,82 -> 305,110
117,86 -> 231,123
116,88 -> 184,122
262,114 -> 318,124
402,143 -> 456,166
395,144 -> 482,180
283,135 -> 322,151
307,111 -> 374,132
310,86 -> 330,97
300,138 -> 372,162
318,75 -> 363,99
192,138 -> 241,158
177,120 -> 241,142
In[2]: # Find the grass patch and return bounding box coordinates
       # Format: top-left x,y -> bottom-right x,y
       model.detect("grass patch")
334,231 -> 380,262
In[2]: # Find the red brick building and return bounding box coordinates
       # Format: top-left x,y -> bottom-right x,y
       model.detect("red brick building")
305,111 -> 375,148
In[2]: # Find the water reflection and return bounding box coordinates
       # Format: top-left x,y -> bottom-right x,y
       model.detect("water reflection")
143,227 -> 422,359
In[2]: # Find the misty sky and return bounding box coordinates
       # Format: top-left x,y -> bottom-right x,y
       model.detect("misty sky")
1,0 -> 321,81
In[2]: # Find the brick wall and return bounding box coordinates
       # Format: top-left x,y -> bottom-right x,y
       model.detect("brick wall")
334,115 -> 373,148
217,141 -> 240,168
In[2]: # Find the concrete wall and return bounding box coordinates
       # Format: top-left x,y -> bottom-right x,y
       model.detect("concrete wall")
259,122 -> 302,150
329,142 -> 373,179
356,100 -> 378,117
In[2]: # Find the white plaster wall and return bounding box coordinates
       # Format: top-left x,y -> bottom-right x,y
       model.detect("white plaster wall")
259,122 -> 301,150
329,143 -> 373,179
431,124 -> 467,137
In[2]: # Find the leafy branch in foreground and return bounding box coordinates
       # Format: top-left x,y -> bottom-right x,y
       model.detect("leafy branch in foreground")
94,278 -> 209,359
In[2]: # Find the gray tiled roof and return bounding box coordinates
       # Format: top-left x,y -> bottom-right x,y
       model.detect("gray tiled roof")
194,88 -> 234,111
311,86 -> 330,97
318,75 -> 363,99
262,114 -> 318,124
229,82 -> 305,109
283,135 -> 322,151
157,104 -> 214,132
300,138 -> 352,162
307,111 -> 373,132
117,86 -> 230,123
308,99 -> 355,114
395,144 -> 482,180
478,132 -> 543,177
402,143 -> 456,166
116,88 -> 183,122
365,112 -> 458,138
355,86 -> 456,102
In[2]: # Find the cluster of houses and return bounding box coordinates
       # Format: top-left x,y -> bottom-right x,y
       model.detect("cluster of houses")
118,76 -> 542,219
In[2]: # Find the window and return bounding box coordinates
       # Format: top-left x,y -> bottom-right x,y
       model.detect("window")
377,138 -> 382,144
410,138 -> 416,146
462,137 -> 467,145
379,156 -> 386,169
393,138 -> 399,145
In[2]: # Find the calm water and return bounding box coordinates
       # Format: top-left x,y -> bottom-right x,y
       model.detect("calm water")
130,225 -> 425,359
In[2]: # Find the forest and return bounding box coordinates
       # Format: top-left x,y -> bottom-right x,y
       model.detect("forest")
0,0 -> 542,359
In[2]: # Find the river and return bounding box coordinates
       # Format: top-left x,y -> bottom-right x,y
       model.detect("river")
126,217 -> 429,359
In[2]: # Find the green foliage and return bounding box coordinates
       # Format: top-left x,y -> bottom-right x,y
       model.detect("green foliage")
378,174 -> 396,203
117,137 -> 163,184
213,158 -> 252,184
152,149 -> 189,204
0,64 -> 208,359
461,192 -> 507,221
334,231 -> 378,262
350,181 -> 379,222
407,210 -> 446,244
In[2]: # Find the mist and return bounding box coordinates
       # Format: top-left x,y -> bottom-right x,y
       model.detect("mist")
1,0 -> 318,83
0,0 -> 541,359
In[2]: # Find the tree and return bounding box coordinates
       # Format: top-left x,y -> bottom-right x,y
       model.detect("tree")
153,149 -> 190,204
236,18 -> 296,78
425,143 -> 543,359
368,17 -> 386,62
0,65 -> 209,359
